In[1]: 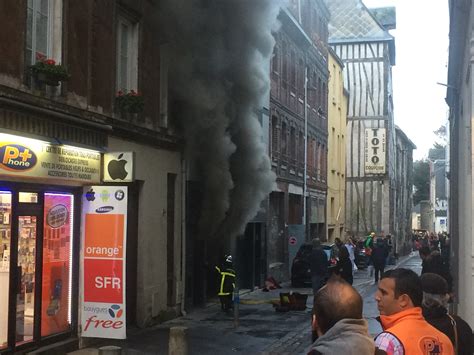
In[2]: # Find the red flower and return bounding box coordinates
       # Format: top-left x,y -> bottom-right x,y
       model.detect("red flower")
36,52 -> 47,61
45,59 -> 56,65
130,89 -> 137,96
117,90 -> 123,96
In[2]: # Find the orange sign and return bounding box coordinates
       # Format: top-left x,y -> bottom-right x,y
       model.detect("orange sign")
84,214 -> 124,258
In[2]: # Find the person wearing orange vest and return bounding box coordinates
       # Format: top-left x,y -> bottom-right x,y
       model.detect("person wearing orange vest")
374,268 -> 454,355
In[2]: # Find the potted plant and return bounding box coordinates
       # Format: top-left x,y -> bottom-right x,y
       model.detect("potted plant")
30,58 -> 70,86
115,90 -> 144,114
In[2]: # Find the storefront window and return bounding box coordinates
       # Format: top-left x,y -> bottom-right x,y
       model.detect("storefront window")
16,215 -> 37,345
0,191 -> 12,349
41,193 -> 73,337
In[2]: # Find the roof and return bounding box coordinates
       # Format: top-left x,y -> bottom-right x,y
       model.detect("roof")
325,0 -> 394,43
395,126 -> 417,149
369,7 -> 396,30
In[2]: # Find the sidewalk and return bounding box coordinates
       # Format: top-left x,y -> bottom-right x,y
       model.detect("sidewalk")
69,253 -> 420,355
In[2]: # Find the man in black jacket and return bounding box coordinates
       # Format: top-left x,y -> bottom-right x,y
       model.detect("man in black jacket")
421,273 -> 473,355
419,246 -> 453,292
371,237 -> 389,284
310,238 -> 328,293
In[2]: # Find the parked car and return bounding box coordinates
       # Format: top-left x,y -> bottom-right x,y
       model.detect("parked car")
354,240 -> 369,269
290,243 -> 337,287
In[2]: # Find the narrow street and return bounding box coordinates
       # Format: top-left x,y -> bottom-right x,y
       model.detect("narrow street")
70,254 -> 422,355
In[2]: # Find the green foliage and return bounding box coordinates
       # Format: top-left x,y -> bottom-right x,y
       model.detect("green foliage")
30,59 -> 70,82
116,90 -> 144,113
413,159 -> 430,206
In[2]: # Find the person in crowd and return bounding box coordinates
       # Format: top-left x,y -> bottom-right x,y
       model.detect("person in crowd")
310,238 -> 328,293
345,237 -> 358,271
365,232 -> 375,278
336,246 -> 353,285
215,255 -> 236,312
371,236 -> 389,284
421,273 -> 473,355
419,246 -> 453,293
384,234 -> 393,265
308,278 -> 374,354
374,268 -> 454,355
331,237 -> 344,260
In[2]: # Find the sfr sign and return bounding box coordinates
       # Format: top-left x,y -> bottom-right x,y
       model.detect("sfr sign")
364,128 -> 386,174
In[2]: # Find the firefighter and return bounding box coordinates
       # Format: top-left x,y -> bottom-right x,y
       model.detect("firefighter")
215,255 -> 236,311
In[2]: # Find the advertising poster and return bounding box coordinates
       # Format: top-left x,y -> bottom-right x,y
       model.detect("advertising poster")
364,128 -> 386,174
81,186 -> 127,339
0,133 -> 101,183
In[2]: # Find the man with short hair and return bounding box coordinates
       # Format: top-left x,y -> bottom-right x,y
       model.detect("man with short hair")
308,278 -> 375,354
374,268 -> 454,354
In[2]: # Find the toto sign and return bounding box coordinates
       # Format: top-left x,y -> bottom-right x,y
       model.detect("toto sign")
364,128 -> 386,174
47,204 -> 69,228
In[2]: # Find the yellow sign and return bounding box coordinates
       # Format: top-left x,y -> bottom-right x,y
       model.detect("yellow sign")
0,133 -> 101,183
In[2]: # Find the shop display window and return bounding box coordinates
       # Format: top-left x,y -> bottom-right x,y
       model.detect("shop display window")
0,191 -> 12,349
41,193 -> 73,337
16,215 -> 37,344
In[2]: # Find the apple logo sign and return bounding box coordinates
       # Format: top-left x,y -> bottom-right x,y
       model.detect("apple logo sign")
85,188 -> 95,201
107,153 -> 128,180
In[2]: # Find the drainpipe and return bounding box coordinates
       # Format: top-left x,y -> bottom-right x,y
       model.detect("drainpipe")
303,66 -> 308,237
180,155 -> 187,316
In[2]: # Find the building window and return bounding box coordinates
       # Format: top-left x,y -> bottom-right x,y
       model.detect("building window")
281,122 -> 287,157
271,116 -> 279,154
272,46 -> 280,74
116,14 -> 139,91
282,42 -> 288,87
290,50 -> 296,90
290,127 -> 296,160
26,0 -> 62,67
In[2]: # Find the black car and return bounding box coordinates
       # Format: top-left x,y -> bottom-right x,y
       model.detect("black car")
354,241 -> 369,269
290,243 -> 337,287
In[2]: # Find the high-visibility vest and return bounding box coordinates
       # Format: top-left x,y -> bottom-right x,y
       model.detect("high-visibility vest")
215,266 -> 236,296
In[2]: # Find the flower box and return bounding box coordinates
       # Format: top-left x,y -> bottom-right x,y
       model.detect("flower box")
30,58 -> 69,87
116,90 -> 144,114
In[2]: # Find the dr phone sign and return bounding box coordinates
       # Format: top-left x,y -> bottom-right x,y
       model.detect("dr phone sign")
81,186 -> 128,339
364,128 -> 386,174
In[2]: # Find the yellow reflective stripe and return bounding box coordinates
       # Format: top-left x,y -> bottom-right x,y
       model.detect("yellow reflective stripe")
219,272 -> 225,295
221,272 -> 235,277
218,292 -> 231,296
215,266 -> 221,273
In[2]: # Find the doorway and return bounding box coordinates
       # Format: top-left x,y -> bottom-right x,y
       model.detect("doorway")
0,185 -> 78,353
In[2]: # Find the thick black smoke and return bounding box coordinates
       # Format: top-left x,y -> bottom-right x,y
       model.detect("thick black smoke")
159,0 -> 281,241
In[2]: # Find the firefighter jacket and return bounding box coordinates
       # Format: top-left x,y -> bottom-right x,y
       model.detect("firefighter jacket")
376,307 -> 454,355
215,265 -> 236,296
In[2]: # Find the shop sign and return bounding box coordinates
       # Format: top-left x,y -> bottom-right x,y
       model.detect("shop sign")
103,152 -> 134,183
81,186 -> 127,339
0,133 -> 101,183
364,128 -> 386,174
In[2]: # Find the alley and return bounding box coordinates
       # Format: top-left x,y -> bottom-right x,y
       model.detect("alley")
69,254 -> 422,355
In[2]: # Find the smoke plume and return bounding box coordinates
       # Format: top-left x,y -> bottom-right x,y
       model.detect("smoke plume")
159,0 -> 281,241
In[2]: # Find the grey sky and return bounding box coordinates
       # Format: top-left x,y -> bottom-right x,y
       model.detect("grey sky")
362,0 -> 449,160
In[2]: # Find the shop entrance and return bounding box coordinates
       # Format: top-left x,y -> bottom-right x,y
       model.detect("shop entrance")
0,185 -> 78,353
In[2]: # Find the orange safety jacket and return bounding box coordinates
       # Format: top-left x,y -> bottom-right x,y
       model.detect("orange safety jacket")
215,266 -> 236,296
377,307 -> 454,355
